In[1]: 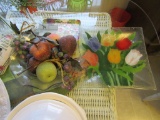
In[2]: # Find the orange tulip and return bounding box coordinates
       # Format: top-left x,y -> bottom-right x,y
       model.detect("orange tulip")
83,50 -> 98,66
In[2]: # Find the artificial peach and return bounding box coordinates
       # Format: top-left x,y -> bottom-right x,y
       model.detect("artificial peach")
29,41 -> 51,61
47,33 -> 60,40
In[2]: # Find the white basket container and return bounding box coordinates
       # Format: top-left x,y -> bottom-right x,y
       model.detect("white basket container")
6,11 -> 112,28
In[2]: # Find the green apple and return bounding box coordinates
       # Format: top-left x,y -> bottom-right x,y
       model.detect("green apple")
36,61 -> 57,83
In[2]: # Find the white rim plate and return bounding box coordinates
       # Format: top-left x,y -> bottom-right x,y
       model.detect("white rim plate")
7,92 -> 87,120
12,100 -> 82,120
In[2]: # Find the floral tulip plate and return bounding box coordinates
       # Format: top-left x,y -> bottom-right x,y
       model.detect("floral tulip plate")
79,27 -> 156,89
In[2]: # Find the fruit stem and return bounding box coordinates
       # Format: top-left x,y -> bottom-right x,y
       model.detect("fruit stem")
30,29 -> 41,38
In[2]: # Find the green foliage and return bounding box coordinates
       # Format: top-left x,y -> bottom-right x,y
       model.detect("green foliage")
97,31 -> 101,42
128,32 -> 136,40
85,32 -> 92,39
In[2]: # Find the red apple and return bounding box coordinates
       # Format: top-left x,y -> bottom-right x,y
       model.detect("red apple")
29,41 -> 51,61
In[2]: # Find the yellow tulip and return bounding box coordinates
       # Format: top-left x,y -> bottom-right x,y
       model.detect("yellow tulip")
108,49 -> 121,64
101,34 -> 117,47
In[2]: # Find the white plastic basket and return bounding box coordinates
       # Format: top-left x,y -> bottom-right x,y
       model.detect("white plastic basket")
5,11 -> 116,120
6,11 -> 112,28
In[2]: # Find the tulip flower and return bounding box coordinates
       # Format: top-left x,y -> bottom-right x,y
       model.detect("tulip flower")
108,49 -> 121,64
87,37 -> 101,52
83,50 -> 98,66
125,49 -> 143,66
101,34 -> 116,47
116,38 -> 132,50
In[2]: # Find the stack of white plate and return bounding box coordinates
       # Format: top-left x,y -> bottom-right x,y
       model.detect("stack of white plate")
0,78 -> 11,120
7,92 -> 87,120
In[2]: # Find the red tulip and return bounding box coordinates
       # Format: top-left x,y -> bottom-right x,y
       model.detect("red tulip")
116,38 -> 132,50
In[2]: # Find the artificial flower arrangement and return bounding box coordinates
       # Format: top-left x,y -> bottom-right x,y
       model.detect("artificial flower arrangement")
82,29 -> 146,86
11,0 -> 38,15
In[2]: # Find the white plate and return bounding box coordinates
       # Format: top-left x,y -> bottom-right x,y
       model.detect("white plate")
7,92 -> 87,120
0,78 -> 11,120
12,100 -> 82,120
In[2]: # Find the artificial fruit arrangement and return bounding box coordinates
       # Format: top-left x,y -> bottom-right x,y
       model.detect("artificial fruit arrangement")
10,22 -> 82,91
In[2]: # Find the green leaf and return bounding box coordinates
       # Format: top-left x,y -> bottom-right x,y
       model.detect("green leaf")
128,32 -> 136,40
82,43 -> 92,51
85,32 -> 92,39
87,67 -> 93,78
10,22 -> 20,34
88,66 -> 105,81
97,31 -> 101,42
104,30 -> 108,34
42,37 -> 59,46
120,63 -> 146,73
96,50 -> 111,72
109,30 -> 115,35
43,32 -> 51,37
131,41 -> 142,49
112,68 -> 133,83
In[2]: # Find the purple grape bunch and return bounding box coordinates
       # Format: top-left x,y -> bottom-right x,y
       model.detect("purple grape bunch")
12,37 -> 30,60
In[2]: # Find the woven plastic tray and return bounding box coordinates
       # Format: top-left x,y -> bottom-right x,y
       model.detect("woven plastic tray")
6,11 -> 116,120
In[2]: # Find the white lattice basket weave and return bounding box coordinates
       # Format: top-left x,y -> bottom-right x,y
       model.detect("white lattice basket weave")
6,11 -> 112,28
6,11 -> 116,120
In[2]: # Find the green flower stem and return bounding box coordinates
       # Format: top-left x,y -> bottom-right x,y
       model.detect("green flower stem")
89,66 -> 105,82
107,72 -> 114,86
126,72 -> 131,86
115,73 -> 121,86
110,71 -> 116,85
114,64 -> 120,86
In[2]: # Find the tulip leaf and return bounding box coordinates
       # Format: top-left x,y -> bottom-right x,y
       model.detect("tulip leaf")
120,62 -> 146,73
104,30 -> 108,34
110,30 -> 115,35
112,68 -> 133,83
96,50 -> 110,69
97,31 -> 101,42
82,43 -> 93,52
85,32 -> 92,39
87,67 -> 93,78
131,41 -> 142,49
88,66 -> 106,82
128,32 -> 136,40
